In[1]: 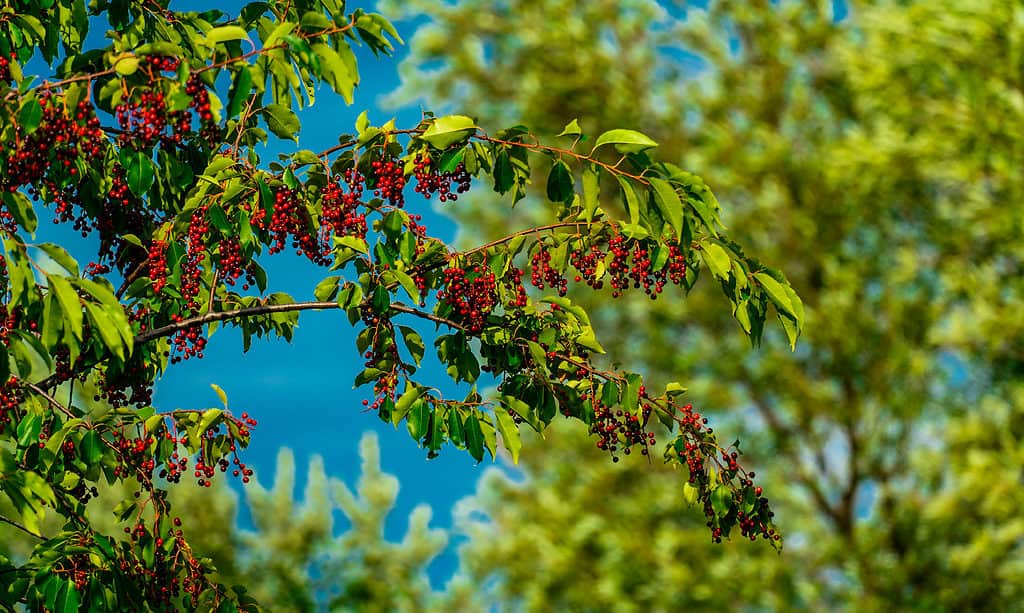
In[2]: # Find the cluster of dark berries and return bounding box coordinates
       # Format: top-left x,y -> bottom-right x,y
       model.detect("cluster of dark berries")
588,386 -> 656,462
569,243 -> 606,289
438,263 -> 499,333
530,246 -> 569,296
413,154 -> 471,201
256,187 -> 323,262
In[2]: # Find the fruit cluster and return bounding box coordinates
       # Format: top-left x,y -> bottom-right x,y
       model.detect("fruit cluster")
589,390 -> 656,462
438,263 -> 499,333
413,154 -> 471,201
371,157 -> 406,206
530,245 -> 569,296
319,169 -> 369,245
3,93 -> 105,204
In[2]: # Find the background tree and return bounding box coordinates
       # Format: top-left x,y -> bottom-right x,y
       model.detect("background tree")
0,1 -> 799,609
387,0 -> 1024,609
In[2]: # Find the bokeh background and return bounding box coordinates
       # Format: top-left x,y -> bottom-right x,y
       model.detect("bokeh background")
4,1 -> 1024,611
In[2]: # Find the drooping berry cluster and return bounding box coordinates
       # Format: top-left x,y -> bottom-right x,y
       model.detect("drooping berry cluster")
438,263 -> 498,333
0,376 -> 21,433
3,93 -> 105,199
320,170 -> 368,244
530,245 -> 568,296
371,157 -> 406,206
589,390 -> 656,462
116,90 -> 189,150
503,266 -> 529,309
670,403 -> 778,543
184,74 -> 219,144
413,154 -> 471,201
148,240 -> 170,293
0,54 -> 11,83
258,187 -> 321,261
569,243 -> 606,289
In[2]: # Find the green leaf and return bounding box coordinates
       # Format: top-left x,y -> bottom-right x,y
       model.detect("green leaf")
206,25 -> 250,45
210,384 -> 229,407
406,400 -> 430,441
261,104 -> 301,141
313,42 -> 356,104
623,373 -> 643,415
37,243 -> 79,276
464,414 -> 484,462
2,191 -> 37,234
393,383 -> 424,426
0,343 -> 8,383
421,115 -> 477,149
546,160 -> 574,204
80,430 -> 104,464
83,302 -> 124,360
313,276 -> 339,302
649,177 -> 683,237
18,98 -> 42,135
592,128 -> 658,154
753,272 -> 797,320
493,149 -> 514,194
686,194 -> 719,237
494,409 -> 522,464
198,409 -> 223,434
301,11 -> 334,30
399,326 -> 425,366
48,276 -> 83,341
17,414 -> 41,448
557,118 -> 582,138
113,55 -> 139,75
699,240 -> 731,281
447,410 -> 465,447
227,66 -> 253,119
616,175 -> 641,226
124,151 -> 155,197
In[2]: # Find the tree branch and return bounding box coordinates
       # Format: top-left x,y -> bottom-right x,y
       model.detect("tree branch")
0,514 -> 45,540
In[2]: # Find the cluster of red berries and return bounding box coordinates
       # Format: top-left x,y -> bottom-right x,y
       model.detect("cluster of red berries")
2,93 -> 105,200
586,385 -> 656,461
183,209 -> 209,308
503,266 -> 529,309
530,246 -> 569,296
258,187 -> 321,261
148,240 -> 170,293
413,154 -> 471,201
184,74 -> 219,144
216,236 -> 247,286
606,235 -> 688,298
145,54 -> 181,73
112,519 -> 212,611
0,376 -> 21,433
438,263 -> 499,333
569,243 -> 606,289
116,89 -> 190,150
319,170 -> 368,245
371,158 -> 406,206
0,54 -> 11,83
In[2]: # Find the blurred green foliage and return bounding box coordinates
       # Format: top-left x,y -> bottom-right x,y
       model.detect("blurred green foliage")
385,0 -> 1024,610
